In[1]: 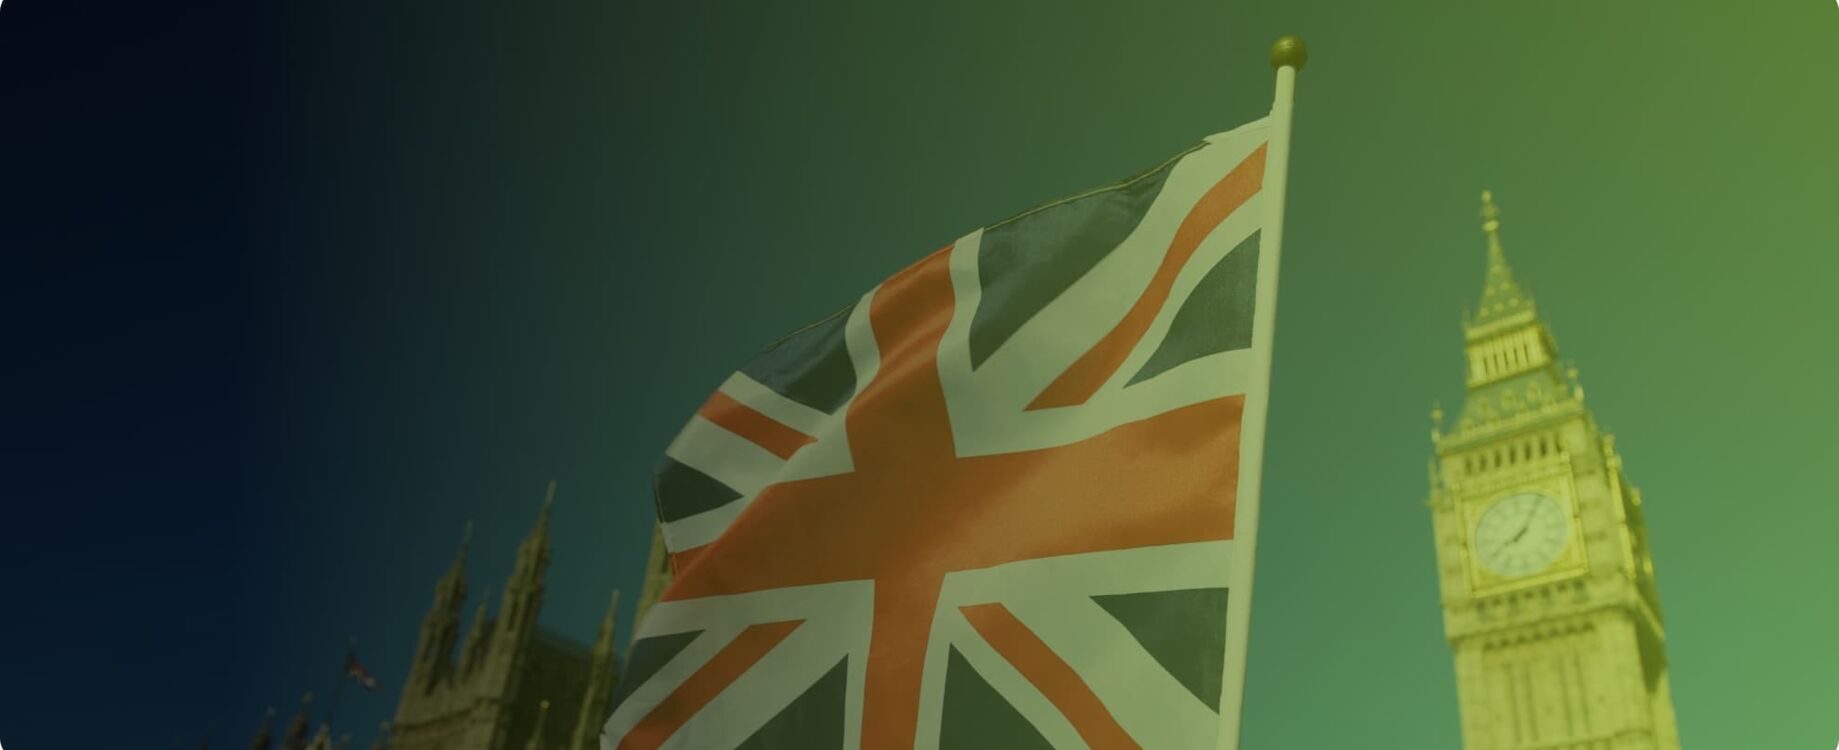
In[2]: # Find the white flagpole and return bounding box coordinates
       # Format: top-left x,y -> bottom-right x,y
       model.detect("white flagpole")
1216,33 -> 1304,750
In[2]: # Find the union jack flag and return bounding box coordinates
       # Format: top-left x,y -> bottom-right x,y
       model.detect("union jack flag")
609,117 -> 1284,750
344,645 -> 377,691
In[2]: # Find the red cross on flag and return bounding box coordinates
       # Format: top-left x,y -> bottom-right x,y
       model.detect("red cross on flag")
610,49 -> 1303,750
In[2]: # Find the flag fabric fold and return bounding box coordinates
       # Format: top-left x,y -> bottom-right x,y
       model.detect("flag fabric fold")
613,115 -> 1286,750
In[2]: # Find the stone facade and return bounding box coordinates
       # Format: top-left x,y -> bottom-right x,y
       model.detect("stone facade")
386,482 -> 622,750
1427,192 -> 1681,750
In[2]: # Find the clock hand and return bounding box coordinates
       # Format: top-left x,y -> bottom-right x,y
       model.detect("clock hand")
1506,503 -> 1539,545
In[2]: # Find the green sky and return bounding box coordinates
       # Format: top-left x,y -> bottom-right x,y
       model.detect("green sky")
257,0 -> 1839,745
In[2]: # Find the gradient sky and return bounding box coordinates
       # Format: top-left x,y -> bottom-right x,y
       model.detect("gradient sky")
3,0 -> 1837,748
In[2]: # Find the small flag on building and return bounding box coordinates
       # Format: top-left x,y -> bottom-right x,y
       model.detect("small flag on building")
611,36 -> 1306,750
344,646 -> 378,691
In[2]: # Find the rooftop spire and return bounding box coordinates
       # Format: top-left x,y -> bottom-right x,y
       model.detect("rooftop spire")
460,590 -> 493,673
280,694 -> 312,750
436,522 -> 473,599
448,522 -> 473,573
572,589 -> 624,750
498,481 -> 556,624
249,707 -> 276,750
516,481 -> 555,566
536,480 -> 556,536
1471,190 -> 1535,327
306,723 -> 332,750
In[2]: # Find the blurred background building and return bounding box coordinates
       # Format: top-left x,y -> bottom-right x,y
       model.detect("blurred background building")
385,482 -> 621,750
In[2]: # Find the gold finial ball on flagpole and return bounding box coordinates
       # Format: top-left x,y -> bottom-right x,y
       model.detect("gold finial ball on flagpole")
1270,34 -> 1308,70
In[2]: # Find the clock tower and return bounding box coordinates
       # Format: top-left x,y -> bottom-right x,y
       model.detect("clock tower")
1427,192 -> 1681,750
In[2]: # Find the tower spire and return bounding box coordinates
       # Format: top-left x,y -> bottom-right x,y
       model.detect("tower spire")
460,589 -> 493,674
480,482 -> 558,697
571,589 -> 623,750
514,482 -> 555,575
437,522 -> 473,595
534,480 -> 555,540
457,521 -> 474,568
280,694 -> 312,750
1471,190 -> 1534,327
249,707 -> 276,750
306,723 -> 332,750
411,523 -> 473,688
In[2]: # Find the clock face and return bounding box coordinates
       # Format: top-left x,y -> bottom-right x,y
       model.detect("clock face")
1473,492 -> 1572,578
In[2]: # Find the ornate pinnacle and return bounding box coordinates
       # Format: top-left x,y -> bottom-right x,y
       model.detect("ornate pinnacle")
447,521 -> 473,572
1469,189 -> 1533,327
534,481 -> 556,537
439,523 -> 472,597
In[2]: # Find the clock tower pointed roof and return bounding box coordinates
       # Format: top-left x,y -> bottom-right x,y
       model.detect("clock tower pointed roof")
1465,190 -> 1538,338
1439,191 -> 1584,443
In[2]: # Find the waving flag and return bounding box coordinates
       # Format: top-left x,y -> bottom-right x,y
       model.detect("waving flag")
344,646 -> 378,691
611,44 -> 1303,750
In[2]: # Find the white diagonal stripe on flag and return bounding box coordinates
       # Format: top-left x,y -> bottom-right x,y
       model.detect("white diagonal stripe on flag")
1097,194 -> 1263,398
1008,595 -> 1220,748
659,615 -> 860,750
913,602 -> 1089,750
608,580 -> 874,749
660,498 -> 752,553
952,123 -> 1268,414
938,124 -> 1272,459
666,415 -> 784,497
605,619 -> 751,740
717,372 -> 830,436
915,542 -> 1233,747
717,371 -> 858,483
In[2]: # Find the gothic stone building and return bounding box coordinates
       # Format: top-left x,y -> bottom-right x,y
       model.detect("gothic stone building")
389,483 -> 622,750
1427,192 -> 1680,750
